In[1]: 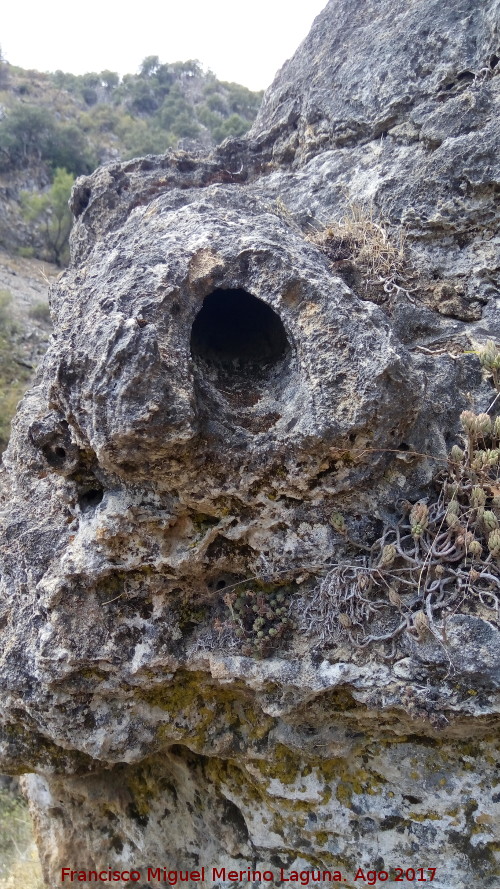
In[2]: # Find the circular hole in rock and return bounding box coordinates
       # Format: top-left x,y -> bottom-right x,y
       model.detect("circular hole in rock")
41,444 -> 67,468
78,488 -> 104,512
190,288 -> 289,377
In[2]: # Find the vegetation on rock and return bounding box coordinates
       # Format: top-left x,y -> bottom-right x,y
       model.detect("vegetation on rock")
301,341 -> 500,659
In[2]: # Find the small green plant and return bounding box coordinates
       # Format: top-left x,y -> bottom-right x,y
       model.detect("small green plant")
302,340 -> 500,656
476,338 -> 500,390
224,585 -> 291,657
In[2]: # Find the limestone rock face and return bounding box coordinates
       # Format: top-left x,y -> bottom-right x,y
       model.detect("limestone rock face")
1,1 -> 500,887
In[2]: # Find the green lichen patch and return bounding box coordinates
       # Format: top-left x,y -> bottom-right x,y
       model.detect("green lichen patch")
138,671 -> 274,752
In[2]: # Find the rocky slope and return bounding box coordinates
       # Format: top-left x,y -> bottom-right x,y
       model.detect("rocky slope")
0,1 -> 499,887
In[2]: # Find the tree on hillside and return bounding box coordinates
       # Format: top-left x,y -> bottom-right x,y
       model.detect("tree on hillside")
140,56 -> 161,78
21,168 -> 74,267
0,105 -> 95,175
100,70 -> 120,91
0,105 -> 55,168
47,122 -> 96,174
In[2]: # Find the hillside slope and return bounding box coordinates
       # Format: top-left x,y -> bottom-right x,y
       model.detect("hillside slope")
0,55 -> 263,252
0,249 -> 56,451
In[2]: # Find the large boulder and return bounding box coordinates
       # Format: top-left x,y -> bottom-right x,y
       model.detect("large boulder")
1,1 -> 499,886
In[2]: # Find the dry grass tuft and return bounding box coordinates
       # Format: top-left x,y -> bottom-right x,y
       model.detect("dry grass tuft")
308,200 -> 414,302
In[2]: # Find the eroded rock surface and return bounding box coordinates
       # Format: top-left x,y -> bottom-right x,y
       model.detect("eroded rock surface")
1,1 -> 499,887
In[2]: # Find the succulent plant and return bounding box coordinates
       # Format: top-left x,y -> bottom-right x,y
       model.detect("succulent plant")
446,511 -> 460,528
468,539 -> 483,558
449,445 -> 464,463
330,512 -> 346,534
413,610 -> 430,638
388,587 -> 402,608
460,410 -> 477,433
471,486 -> 487,508
478,340 -> 500,371
228,342 -> 500,659
379,544 -> 396,567
487,529 -> 500,558
483,510 -> 499,532
470,450 -> 499,470
456,530 -> 473,547
475,413 -> 493,436
410,502 -> 428,537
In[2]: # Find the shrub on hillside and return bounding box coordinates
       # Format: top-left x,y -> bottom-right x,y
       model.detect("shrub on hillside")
0,105 -> 55,169
0,105 -> 95,175
21,168 -> 74,267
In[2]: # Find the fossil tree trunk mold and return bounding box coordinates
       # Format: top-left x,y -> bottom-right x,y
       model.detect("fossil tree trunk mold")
1,0 -> 500,886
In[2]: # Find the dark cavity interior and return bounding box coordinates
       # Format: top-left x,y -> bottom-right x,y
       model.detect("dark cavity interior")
190,288 -> 289,373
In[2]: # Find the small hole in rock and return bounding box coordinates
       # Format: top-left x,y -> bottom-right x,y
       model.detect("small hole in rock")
190,288 -> 289,375
42,444 -> 67,468
79,488 -> 104,512
73,185 -> 91,217
490,54 -> 499,69
207,574 -> 239,592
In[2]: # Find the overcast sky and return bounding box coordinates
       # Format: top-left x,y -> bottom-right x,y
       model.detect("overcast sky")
2,1 -> 327,91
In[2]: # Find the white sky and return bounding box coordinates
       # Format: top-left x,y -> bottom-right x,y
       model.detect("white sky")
2,1 -> 327,91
